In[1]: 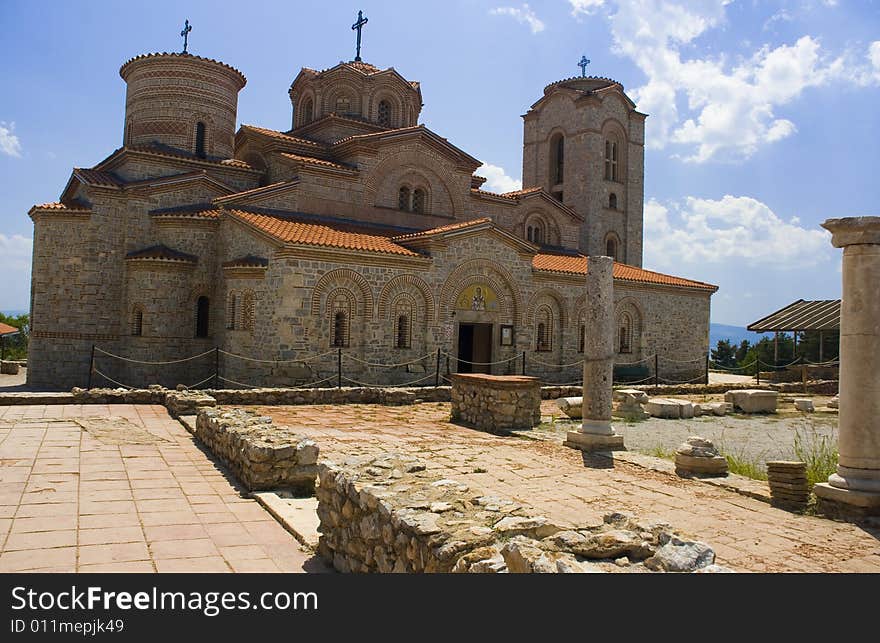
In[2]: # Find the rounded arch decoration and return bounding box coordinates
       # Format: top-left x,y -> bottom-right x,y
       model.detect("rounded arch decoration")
310,269 -> 374,319
438,259 -> 521,324
377,274 -> 436,325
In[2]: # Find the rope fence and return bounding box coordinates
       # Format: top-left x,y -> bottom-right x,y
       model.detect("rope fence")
87,342 -> 835,391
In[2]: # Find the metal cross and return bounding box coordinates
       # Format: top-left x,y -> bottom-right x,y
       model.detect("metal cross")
579,55 -> 591,77
351,10 -> 368,62
180,19 -> 192,53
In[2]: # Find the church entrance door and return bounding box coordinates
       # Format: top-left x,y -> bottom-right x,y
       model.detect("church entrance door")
457,323 -> 493,373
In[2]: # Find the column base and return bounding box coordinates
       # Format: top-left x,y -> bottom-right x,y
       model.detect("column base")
564,431 -> 625,452
813,482 -> 880,519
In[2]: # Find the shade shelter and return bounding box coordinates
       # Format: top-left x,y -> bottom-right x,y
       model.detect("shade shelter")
0,322 -> 21,361
747,299 -> 840,363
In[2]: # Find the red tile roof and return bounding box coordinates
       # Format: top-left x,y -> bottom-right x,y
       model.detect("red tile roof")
73,168 -> 125,188
213,182 -> 295,204
502,187 -> 543,197
125,245 -> 198,264
149,204 -> 222,219
123,145 -> 256,170
222,255 -> 269,268
228,210 -> 422,257
119,52 -> 246,87
533,254 -> 718,291
0,322 -> 20,335
239,125 -> 326,149
29,202 -> 91,212
276,152 -> 355,171
391,218 -> 492,241
470,188 -> 517,201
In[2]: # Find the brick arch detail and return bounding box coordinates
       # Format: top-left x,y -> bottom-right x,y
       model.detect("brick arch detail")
377,274 -> 436,324
311,269 -> 374,318
438,259 -> 521,323
362,150 -> 461,217
614,296 -> 643,337
525,288 -> 568,328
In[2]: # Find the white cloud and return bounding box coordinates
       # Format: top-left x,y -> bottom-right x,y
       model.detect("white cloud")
643,195 -> 831,269
0,121 -> 22,157
599,1 -> 854,162
0,234 -> 32,312
569,0 -> 606,16
489,4 -> 545,34
477,163 -> 522,193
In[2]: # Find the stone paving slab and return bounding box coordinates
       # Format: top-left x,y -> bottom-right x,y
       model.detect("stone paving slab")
251,402 -> 880,573
0,404 -> 328,573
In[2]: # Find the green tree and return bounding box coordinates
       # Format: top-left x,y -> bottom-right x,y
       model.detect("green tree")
710,339 -> 736,367
0,313 -> 29,360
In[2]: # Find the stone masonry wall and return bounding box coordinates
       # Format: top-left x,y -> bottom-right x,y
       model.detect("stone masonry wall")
316,453 -> 726,573
195,407 -> 318,493
450,374 -> 541,432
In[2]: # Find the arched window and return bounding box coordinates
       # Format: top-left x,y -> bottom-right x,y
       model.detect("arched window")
378,100 -> 391,127
131,307 -> 143,337
609,193 -> 618,210
412,188 -> 426,214
226,292 -> 238,330
527,226 -> 533,242
395,315 -> 411,349
195,296 -> 210,338
550,133 -> 565,185
535,306 -> 553,351
335,96 -> 351,114
409,106 -> 416,125
302,98 -> 313,125
330,293 -> 351,347
398,186 -> 411,211
605,138 -> 619,181
526,218 -> 546,245
606,237 -> 618,260
195,122 -> 206,158
242,292 -> 255,331
618,313 -> 633,354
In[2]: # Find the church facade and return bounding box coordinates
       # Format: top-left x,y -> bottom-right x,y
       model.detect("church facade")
26,48 -> 717,390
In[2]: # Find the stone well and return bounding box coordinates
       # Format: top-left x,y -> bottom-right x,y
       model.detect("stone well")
450,374 -> 541,433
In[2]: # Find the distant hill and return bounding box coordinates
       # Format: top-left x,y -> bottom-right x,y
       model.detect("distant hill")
710,323 -> 771,349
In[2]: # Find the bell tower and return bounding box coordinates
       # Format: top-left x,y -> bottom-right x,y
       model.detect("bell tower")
521,68 -> 646,266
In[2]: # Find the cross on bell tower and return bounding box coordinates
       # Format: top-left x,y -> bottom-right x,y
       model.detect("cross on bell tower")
351,10 -> 368,62
578,55 -> 591,77
180,19 -> 192,54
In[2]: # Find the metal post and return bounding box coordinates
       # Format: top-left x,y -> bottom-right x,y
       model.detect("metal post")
87,344 -> 95,389
214,347 -> 219,389
337,348 -> 342,388
756,359 -> 761,386
819,330 -> 824,363
521,350 -> 526,376
434,348 -> 441,387
705,352 -> 710,385
802,364 -> 808,394
654,353 -> 659,390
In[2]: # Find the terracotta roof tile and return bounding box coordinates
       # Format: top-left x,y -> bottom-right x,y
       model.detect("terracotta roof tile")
149,204 -> 222,219
29,201 -> 91,212
119,52 -> 246,87
125,245 -> 198,264
392,218 -> 492,241
228,210 -> 421,257
222,255 -> 269,268
213,181 -> 295,204
533,254 -> 718,291
470,188 -> 517,200
124,144 -> 256,170
73,168 -> 125,188
277,152 -> 355,171
0,322 -> 20,335
501,186 -> 543,197
239,125 -> 326,148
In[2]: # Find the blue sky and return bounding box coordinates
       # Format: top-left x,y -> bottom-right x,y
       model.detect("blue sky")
1,0 -> 878,325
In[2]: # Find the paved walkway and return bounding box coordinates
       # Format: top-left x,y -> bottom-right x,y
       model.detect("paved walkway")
0,404 -> 321,573
255,402 -> 880,573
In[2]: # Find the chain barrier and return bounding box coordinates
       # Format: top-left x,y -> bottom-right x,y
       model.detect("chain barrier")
95,347 -> 215,365
92,369 -> 135,389
217,349 -> 339,364
344,353 -> 434,368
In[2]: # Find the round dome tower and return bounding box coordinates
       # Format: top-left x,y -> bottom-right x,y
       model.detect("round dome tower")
119,52 -> 247,159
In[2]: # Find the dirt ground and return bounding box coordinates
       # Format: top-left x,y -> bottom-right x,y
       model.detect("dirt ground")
539,394 -> 839,470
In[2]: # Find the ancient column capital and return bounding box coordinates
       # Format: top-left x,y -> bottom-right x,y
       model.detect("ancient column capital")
821,216 -> 880,248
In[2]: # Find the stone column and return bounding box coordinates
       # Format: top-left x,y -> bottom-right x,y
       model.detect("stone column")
814,217 -> 880,516
564,256 -> 625,452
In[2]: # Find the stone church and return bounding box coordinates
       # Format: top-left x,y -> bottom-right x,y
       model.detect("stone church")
26,42 -> 717,390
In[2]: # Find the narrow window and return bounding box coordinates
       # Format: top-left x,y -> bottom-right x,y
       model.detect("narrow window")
195,122 -> 206,158
606,238 -> 618,260
378,100 -> 391,127
578,323 -> 585,354
550,134 -> 565,185
609,193 -> 618,210
333,311 -> 348,347
412,188 -> 426,214
131,308 -> 143,336
396,315 -> 411,349
527,226 -> 533,242
534,223 -> 543,245
536,306 -> 553,351
398,186 -> 411,211
605,139 -> 619,181
618,314 -> 632,354
227,293 -> 238,330
537,323 -> 547,351
242,292 -> 255,331
302,98 -> 313,125
195,296 -> 210,338
335,96 -> 351,114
